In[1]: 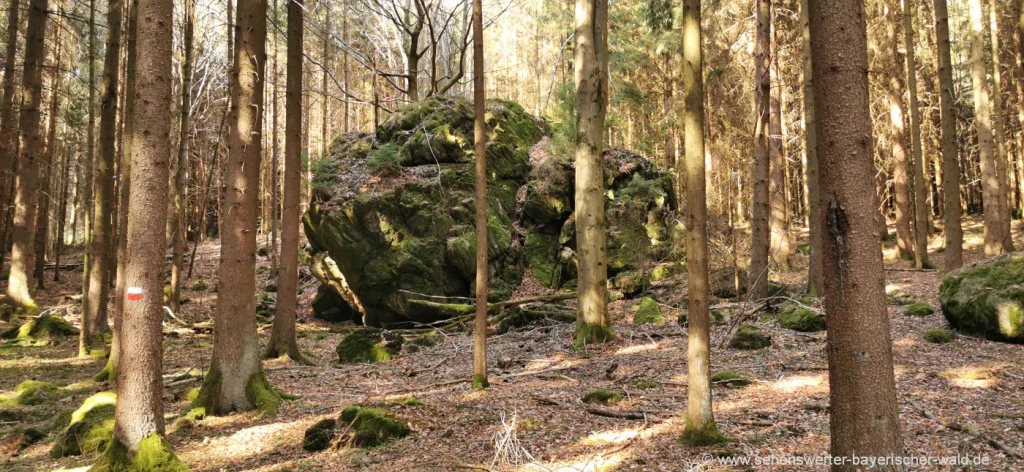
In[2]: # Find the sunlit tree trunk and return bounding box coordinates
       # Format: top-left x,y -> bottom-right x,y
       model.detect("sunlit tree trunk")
969,0 -> 1004,256
169,0 -> 195,315
0,0 -> 21,273
34,34 -> 62,290
801,0 -> 821,295
768,5 -> 790,271
5,0 -> 50,311
807,0 -> 903,465
750,0 -> 771,300
885,4 -> 915,260
905,0 -> 932,269
573,0 -> 612,346
935,0 -> 963,270
80,0 -> 97,355
988,0 -> 1015,251
471,0 -> 489,389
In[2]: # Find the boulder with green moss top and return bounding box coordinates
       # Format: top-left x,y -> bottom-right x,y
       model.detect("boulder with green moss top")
940,252 -> 1024,343
902,302 -> 934,317
338,406 -> 410,447
1,314 -> 79,345
729,324 -> 771,350
304,98 -> 673,326
303,418 -> 337,452
633,298 -> 665,325
711,370 -> 751,387
336,328 -> 403,363
0,380 -> 57,406
51,392 -> 117,457
778,306 -> 825,332
581,388 -> 623,406
924,328 -> 953,344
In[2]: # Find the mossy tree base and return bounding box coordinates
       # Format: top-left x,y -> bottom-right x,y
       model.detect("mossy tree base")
189,368 -> 291,419
472,374 -> 489,390
679,422 -> 728,447
262,342 -> 313,366
572,322 -> 614,350
94,358 -> 119,383
91,434 -> 190,472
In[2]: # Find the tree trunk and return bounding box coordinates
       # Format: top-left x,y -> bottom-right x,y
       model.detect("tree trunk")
0,0 -> 21,273
573,0 -> 612,346
269,3 -> 280,281
801,0 -> 822,295
807,0 -> 903,464
34,34 -> 62,290
169,0 -> 194,315
989,0 -> 1015,251
750,0 -> 771,300
266,0 -> 305,363
886,5 -> 915,260
195,0 -> 282,416
5,0 -> 50,311
471,0 -> 489,389
98,0 -> 185,464
80,0 -> 97,356
905,0 -> 932,269
768,6 -> 790,271
969,0 -> 1004,256
681,0 -> 719,443
1016,0 -> 1024,213
935,0 -> 963,270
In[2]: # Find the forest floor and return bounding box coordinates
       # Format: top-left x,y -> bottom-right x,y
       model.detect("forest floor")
2,216 -> 1024,471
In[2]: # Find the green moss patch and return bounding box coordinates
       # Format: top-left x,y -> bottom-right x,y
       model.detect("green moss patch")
581,388 -> 623,406
336,328 -> 403,363
1,314 -> 79,345
51,392 -> 117,458
711,370 -> 751,387
923,328 -> 953,344
633,298 -> 665,325
303,418 -> 337,451
0,380 -> 57,406
247,370 -> 285,418
778,306 -> 825,332
572,322 -> 614,349
632,378 -> 657,390
339,406 -> 410,447
903,302 -> 935,317
91,433 -> 190,472
679,422 -> 728,447
729,324 -> 771,350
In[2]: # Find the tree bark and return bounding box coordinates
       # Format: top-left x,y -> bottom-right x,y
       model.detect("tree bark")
905,0 -> 932,269
969,0 -> 1004,256
988,0 -> 1015,251
169,0 -> 195,315
681,0 -> 718,440
267,0 -> 305,363
935,0 -> 963,270
768,5 -> 790,271
0,0 -> 21,273
807,0 -> 903,465
5,0 -> 50,311
471,0 -> 489,389
750,0 -> 771,300
34,34 -> 63,290
573,0 -> 612,346
801,0 -> 822,295
80,0 -> 97,356
886,5 -> 915,260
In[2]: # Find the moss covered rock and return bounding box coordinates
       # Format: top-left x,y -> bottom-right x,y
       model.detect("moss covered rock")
0,380 -> 57,406
582,388 -> 623,406
711,370 -> 751,387
51,392 -> 116,458
778,306 -> 825,332
729,324 -> 771,350
303,418 -> 337,452
1,314 -> 79,345
940,253 -> 1024,342
633,298 -> 665,325
339,406 -> 410,447
924,328 -> 953,344
336,328 -> 403,363
903,302 -> 935,317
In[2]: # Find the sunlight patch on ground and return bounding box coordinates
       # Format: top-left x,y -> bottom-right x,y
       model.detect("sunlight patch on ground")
885,283 -> 912,295
940,366 -> 999,389
0,356 -> 97,370
773,374 -> 827,393
614,341 -> 660,356
178,417 -> 306,466
524,420 -> 681,472
893,337 -> 919,349
579,426 -> 642,446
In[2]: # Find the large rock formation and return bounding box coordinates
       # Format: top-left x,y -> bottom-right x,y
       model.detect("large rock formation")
940,252 -> 1024,343
303,97 -> 672,326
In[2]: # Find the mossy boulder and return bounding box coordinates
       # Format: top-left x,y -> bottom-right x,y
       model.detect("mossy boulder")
778,306 -> 825,332
903,302 -> 935,317
729,324 -> 771,350
940,252 -> 1024,343
924,328 -> 953,344
633,298 -> 665,325
336,328 -> 403,363
711,370 -> 751,387
0,380 -> 57,406
51,392 -> 117,458
303,418 -> 337,452
1,314 -> 79,345
304,98 -> 673,325
339,406 -> 410,447
582,388 -> 624,406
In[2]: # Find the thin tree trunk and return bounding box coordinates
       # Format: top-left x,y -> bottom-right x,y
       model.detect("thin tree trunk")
80,0 -> 97,356
887,5 -> 915,260
1016,0 -> 1024,214
573,0 -> 612,346
750,0 -> 771,300
0,0 -> 21,273
807,0 -> 903,464
681,0 -> 719,442
55,124 -> 70,283
768,5 -> 790,271
905,0 -> 932,268
969,0 -> 1004,256
169,0 -> 195,315
801,0 -> 821,295
4,0 -> 50,311
34,34 -> 62,290
269,1 -> 280,280
266,0 -> 306,364
989,0 -> 1015,251
471,0 -> 489,389
935,0 -> 963,270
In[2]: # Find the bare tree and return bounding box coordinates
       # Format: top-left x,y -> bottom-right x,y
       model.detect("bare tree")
471,0 -> 488,389
750,0 -> 771,300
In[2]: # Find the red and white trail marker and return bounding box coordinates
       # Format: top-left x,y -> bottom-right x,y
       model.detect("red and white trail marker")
127,287 -> 143,301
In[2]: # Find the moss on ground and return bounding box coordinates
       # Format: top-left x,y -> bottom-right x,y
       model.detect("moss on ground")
0,380 -> 57,406
903,302 -> 935,317
581,388 -> 623,406
777,306 -> 825,332
633,298 -> 665,325
339,406 -> 411,447
572,322 -> 614,350
303,418 -> 337,452
924,328 -> 953,344
679,422 -> 728,447
711,370 -> 751,387
336,328 -> 403,363
0,314 -> 79,345
729,324 -> 771,350
91,433 -> 190,471
51,392 -> 117,458
632,378 -> 657,390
